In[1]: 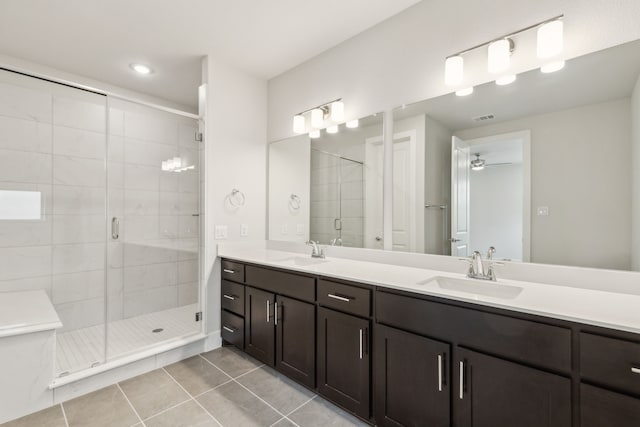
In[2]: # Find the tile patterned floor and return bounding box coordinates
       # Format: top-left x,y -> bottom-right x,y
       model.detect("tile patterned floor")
2,346 -> 369,427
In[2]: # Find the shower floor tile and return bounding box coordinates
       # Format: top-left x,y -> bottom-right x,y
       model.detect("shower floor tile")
56,303 -> 200,375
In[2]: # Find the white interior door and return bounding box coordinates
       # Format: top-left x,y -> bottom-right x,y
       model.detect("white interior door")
365,137 -> 384,249
451,136 -> 470,256
392,132 -> 417,251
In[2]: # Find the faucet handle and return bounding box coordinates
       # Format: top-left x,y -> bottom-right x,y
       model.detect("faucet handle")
487,246 -> 496,260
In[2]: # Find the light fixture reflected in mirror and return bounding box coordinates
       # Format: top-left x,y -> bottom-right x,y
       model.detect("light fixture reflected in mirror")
309,129 -> 320,139
456,87 -> 474,97
326,125 -> 339,134
496,75 -> 516,85
346,119 -> 359,128
541,60 -> 565,73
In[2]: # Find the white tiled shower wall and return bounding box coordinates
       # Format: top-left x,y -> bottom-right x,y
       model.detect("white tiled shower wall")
0,70 -> 199,333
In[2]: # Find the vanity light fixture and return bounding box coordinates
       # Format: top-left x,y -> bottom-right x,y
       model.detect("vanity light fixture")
330,101 -> 345,122
293,115 -> 306,133
311,108 -> 324,128
442,15 -> 564,90
495,75 -> 516,86
346,119 -> 359,128
309,129 -> 321,139
130,63 -> 152,75
455,87 -> 474,97
445,56 -> 464,86
292,98 -> 345,136
326,125 -> 339,134
487,39 -> 512,74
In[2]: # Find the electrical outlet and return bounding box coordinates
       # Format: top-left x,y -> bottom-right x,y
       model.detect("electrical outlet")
537,206 -> 549,216
296,224 -> 304,235
240,224 -> 249,237
215,225 -> 228,239
281,224 -> 288,235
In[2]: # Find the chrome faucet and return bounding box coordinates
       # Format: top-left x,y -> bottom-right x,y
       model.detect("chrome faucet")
462,247 -> 500,281
330,237 -> 342,246
306,240 -> 325,258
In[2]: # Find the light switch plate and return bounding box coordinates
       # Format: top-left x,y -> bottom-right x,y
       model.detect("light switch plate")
281,224 -> 288,235
240,224 -> 249,237
537,206 -> 549,216
215,225 -> 228,239
296,224 -> 304,235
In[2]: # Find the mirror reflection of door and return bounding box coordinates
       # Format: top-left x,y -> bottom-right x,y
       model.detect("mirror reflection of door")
365,137 -> 384,250
451,136 -> 471,256
451,131 -> 530,261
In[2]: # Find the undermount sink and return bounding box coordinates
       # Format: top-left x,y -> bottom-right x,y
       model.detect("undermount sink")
420,276 -> 523,299
276,256 -> 328,266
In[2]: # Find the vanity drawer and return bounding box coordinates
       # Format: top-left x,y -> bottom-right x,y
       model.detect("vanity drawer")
580,332 -> 640,396
318,279 -> 370,318
376,290 -> 572,372
245,265 -> 315,302
222,260 -> 245,283
221,280 -> 245,316
221,310 -> 244,349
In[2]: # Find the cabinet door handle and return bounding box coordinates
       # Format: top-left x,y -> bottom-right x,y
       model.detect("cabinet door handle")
266,300 -> 270,323
223,269 -> 235,274
274,302 -> 278,326
359,329 -> 363,359
459,361 -> 465,400
328,294 -> 352,302
632,367 -> 640,374
222,326 -> 235,333
223,294 -> 236,300
438,354 -> 443,392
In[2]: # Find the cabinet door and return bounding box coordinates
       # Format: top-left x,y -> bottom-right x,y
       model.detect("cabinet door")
317,307 -> 370,419
276,296 -> 315,388
245,286 -> 275,366
375,325 -> 450,427
455,348 -> 571,427
581,383 -> 640,426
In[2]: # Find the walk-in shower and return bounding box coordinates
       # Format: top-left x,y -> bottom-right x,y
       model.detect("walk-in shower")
0,68 -> 203,379
310,148 -> 364,247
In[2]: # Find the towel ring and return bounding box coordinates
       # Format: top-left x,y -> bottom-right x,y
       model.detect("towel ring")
229,188 -> 246,207
289,194 -> 301,211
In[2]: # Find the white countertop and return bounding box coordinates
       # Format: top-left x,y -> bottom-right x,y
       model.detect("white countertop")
0,290 -> 62,338
218,244 -> 640,335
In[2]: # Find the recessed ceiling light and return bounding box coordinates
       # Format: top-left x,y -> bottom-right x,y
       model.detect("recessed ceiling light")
130,63 -> 153,75
455,87 -> 474,97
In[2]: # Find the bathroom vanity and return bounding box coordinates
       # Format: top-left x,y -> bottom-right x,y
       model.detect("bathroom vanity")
218,247 -> 640,427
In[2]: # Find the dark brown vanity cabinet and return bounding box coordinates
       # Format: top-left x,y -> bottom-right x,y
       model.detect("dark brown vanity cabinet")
242,265 -> 317,388
375,324 -> 450,427
316,279 -> 373,420
455,348 -> 571,427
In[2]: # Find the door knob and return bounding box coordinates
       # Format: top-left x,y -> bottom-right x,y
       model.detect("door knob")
375,236 -> 382,242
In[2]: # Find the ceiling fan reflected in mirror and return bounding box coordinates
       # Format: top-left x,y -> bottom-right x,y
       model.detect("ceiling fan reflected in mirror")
470,153 -> 513,171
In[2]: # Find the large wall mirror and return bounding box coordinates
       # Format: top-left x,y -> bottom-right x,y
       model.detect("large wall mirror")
393,38 -> 640,271
268,113 -> 384,249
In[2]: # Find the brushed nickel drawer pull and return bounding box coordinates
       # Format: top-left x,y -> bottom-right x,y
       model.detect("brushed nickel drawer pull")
223,269 -> 235,274
632,367 -> 640,374
223,294 -> 236,300
359,329 -> 363,359
266,300 -> 270,323
328,294 -> 352,302
274,302 -> 278,326
438,354 -> 443,392
222,326 -> 235,333
459,361 -> 465,400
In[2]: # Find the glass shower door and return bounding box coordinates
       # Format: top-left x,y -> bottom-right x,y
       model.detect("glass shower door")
106,98 -> 201,361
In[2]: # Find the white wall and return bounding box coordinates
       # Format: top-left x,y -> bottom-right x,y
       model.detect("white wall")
268,135 -> 310,242
202,57 -> 267,334
470,164 -> 523,261
632,74 -> 640,270
268,0 -> 640,142
456,98 -> 632,270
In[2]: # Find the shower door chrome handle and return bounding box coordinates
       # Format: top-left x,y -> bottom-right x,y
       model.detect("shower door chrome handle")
111,217 -> 119,240
334,218 -> 342,230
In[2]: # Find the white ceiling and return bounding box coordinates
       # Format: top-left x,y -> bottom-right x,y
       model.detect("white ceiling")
0,0 -> 421,109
